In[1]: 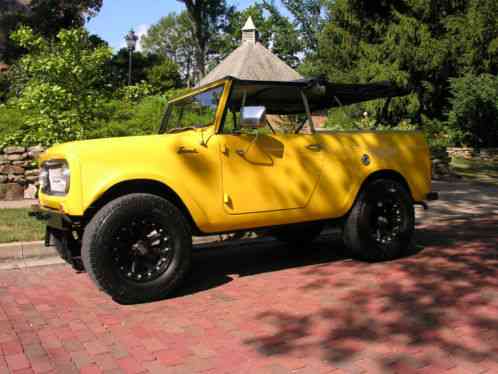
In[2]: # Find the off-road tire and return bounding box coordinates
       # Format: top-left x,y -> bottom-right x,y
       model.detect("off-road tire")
271,222 -> 324,246
343,179 -> 414,262
81,193 -> 192,304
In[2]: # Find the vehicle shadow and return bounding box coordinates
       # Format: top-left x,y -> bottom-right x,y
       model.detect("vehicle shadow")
177,233 -> 348,297
170,225 -> 433,300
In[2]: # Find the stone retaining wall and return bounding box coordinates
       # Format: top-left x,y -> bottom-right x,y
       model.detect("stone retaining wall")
431,147 -> 455,179
447,147 -> 498,162
0,145 -> 44,200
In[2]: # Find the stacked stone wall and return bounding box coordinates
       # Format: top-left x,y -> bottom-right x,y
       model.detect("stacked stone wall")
447,147 -> 498,162
0,145 -> 44,200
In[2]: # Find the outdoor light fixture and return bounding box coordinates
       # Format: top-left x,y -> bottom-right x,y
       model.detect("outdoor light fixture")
124,29 -> 138,85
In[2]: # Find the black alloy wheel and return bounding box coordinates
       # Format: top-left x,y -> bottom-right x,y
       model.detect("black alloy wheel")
112,217 -> 175,283
343,179 -> 414,262
82,193 -> 192,304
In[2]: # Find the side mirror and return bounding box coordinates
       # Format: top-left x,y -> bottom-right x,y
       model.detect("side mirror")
240,106 -> 266,129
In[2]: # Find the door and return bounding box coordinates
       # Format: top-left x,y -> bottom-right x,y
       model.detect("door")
220,133 -> 323,214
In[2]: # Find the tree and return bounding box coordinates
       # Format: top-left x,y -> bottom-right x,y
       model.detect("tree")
146,59 -> 182,94
263,1 -> 303,68
0,0 -> 103,63
141,12 -> 197,86
27,0 -> 103,36
447,74 -> 498,147
213,1 -> 302,69
6,26 -> 112,145
106,49 -> 163,89
176,0 -> 235,80
315,0 -> 498,128
281,0 -> 326,56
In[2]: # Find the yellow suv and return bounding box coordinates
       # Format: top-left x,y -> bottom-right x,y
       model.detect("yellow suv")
33,77 -> 437,303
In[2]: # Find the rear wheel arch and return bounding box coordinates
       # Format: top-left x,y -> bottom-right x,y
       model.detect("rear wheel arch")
359,170 -> 412,201
83,179 -> 200,235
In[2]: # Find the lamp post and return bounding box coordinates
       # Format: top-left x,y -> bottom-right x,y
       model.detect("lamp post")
124,29 -> 138,85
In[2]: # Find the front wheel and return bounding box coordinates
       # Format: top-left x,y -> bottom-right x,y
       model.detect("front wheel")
81,193 -> 192,304
343,179 -> 414,262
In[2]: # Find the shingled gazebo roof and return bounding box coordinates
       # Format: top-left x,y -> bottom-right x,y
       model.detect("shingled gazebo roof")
198,17 -> 303,86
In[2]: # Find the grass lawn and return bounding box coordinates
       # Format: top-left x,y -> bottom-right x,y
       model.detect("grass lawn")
0,208 -> 45,244
451,157 -> 498,184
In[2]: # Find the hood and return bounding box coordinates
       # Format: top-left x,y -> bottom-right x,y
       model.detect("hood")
38,129 -> 210,165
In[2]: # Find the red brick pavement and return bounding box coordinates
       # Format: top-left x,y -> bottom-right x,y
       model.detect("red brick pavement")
0,216 -> 497,373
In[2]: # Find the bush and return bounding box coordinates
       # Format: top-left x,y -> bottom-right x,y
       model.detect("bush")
0,104 -> 27,148
447,73 -> 498,147
86,95 -> 168,139
7,26 -> 112,146
145,59 -> 181,94
0,72 -> 10,103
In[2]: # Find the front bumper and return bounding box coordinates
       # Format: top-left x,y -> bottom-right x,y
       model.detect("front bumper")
29,204 -> 84,270
29,204 -> 74,232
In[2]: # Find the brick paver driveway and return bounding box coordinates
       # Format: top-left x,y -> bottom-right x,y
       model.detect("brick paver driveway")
1,180 -> 497,373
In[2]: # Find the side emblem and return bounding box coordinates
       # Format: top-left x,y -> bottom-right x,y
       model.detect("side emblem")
361,154 -> 371,166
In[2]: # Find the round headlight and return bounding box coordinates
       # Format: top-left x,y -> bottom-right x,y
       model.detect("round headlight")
40,160 -> 70,195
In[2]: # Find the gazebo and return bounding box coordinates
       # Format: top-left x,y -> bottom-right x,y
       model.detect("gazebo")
199,17 -> 303,86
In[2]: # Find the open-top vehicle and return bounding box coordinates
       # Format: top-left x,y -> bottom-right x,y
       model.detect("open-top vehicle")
32,76 -> 437,303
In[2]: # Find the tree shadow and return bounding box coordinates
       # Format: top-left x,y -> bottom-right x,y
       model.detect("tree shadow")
242,217 -> 498,372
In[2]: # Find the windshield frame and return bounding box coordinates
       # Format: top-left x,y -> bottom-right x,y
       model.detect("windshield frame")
158,79 -> 230,134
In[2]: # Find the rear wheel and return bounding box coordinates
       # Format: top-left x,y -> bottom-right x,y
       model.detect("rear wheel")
81,193 -> 192,304
343,179 -> 414,262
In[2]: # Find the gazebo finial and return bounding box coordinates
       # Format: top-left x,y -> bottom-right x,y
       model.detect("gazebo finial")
242,16 -> 257,44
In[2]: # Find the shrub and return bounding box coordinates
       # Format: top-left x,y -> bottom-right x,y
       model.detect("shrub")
86,95 -> 168,139
145,59 -> 181,94
447,73 -> 498,147
7,26 -> 112,146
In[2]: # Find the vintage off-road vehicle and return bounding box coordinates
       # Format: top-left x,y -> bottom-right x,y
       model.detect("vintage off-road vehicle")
33,76 -> 437,303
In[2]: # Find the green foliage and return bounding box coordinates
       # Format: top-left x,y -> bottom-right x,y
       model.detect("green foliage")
86,95 -> 168,139
3,26 -> 112,146
145,59 -> 181,94
219,1 -> 303,68
0,0 -> 103,63
177,0 -> 236,77
446,74 -> 498,147
106,48 -> 163,89
281,0 -> 326,56
316,0 -> 498,131
141,12 -> 197,86
0,72 -> 9,103
117,82 -> 154,103
0,103 -> 26,137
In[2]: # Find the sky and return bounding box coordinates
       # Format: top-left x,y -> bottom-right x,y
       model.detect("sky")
85,0 -> 281,51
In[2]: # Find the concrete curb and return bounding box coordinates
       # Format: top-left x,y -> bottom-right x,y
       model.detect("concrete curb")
0,241 -> 57,260
0,241 -> 63,270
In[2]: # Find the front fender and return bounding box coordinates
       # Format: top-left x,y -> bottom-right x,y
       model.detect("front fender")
82,170 -> 209,229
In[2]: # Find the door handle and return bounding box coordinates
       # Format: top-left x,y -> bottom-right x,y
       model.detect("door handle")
177,146 -> 198,154
306,143 -> 322,151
